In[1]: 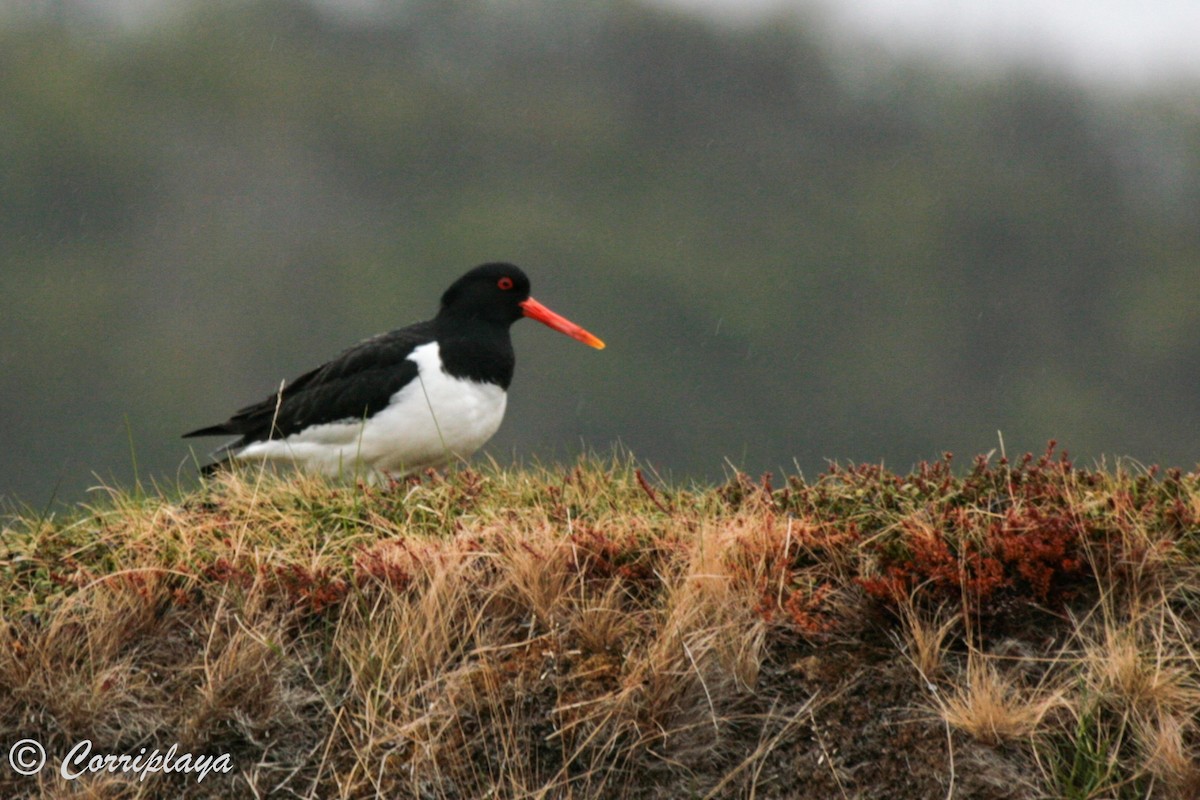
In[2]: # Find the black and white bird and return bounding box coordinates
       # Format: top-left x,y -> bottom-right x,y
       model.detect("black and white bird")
184,263 -> 604,477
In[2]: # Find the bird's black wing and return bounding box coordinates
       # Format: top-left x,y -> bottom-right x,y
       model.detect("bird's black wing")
184,321 -> 434,447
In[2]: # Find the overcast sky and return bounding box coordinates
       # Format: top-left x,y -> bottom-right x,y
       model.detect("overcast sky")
659,0 -> 1200,87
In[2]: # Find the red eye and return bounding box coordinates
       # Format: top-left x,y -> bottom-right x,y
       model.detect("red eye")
498,277 -> 514,290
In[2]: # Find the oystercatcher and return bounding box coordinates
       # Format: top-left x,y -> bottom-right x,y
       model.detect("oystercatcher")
184,263 -> 604,477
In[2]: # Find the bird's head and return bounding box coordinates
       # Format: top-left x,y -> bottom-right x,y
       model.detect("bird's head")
440,263 -> 604,349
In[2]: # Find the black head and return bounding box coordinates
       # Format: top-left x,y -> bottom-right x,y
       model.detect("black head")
438,262 -> 605,349
438,263 -> 531,326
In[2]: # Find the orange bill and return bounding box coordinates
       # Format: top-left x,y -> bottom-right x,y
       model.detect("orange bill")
520,297 -> 605,349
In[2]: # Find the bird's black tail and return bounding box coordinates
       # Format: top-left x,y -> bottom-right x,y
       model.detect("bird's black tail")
183,429 -> 243,476
182,424 -> 235,439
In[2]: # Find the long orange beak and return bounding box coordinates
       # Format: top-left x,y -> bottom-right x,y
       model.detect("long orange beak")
520,297 -> 605,349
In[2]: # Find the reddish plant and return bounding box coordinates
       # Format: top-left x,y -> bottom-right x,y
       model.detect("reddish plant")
858,445 -> 1095,615
271,563 -> 349,614
353,538 -> 416,592
568,525 -> 660,590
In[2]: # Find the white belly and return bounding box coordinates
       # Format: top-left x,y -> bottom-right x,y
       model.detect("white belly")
233,342 -> 507,477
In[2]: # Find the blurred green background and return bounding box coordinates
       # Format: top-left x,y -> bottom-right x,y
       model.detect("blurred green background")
3,0 -> 1199,507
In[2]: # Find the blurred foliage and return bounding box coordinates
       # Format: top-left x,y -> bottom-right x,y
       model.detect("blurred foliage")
2,0 -> 1200,506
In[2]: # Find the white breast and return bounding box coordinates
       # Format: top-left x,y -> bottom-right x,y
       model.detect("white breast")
233,342 -> 507,478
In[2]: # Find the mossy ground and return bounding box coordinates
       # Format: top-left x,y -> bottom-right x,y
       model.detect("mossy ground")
2,448 -> 1198,798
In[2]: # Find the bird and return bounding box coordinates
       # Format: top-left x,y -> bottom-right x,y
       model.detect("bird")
184,263 -> 604,478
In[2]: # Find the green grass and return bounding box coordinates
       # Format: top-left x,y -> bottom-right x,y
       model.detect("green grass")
2,448 -> 1198,798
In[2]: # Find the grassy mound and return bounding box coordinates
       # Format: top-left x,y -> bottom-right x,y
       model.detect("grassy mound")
2,448 -> 1199,798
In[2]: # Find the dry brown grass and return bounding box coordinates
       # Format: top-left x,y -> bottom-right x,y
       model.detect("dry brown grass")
895,599 -> 959,683
934,651 -> 1064,747
1,451 -> 1199,798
